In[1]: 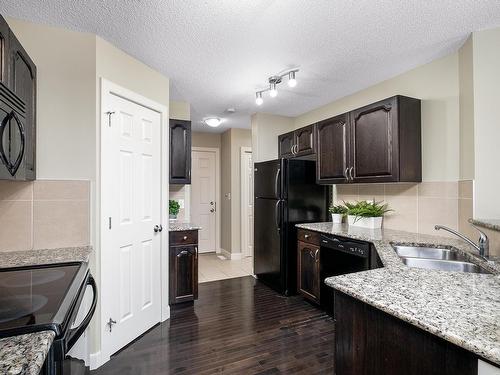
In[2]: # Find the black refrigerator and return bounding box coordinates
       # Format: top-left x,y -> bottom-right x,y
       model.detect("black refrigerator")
254,159 -> 328,295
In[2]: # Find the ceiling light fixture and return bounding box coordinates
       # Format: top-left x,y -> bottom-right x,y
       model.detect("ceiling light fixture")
255,92 -> 263,105
254,68 -> 299,105
204,117 -> 222,127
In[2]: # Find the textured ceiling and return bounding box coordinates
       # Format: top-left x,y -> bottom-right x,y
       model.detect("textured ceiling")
2,1 -> 500,133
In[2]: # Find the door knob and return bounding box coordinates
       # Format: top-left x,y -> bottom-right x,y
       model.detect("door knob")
210,209 -> 215,213
154,225 -> 163,233
107,318 -> 117,332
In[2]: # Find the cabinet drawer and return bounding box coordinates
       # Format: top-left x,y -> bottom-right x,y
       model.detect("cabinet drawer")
297,229 -> 320,245
170,230 -> 198,246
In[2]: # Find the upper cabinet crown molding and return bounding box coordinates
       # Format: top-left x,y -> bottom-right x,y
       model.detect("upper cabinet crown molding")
0,14 -> 37,181
169,118 -> 191,184
315,95 -> 421,184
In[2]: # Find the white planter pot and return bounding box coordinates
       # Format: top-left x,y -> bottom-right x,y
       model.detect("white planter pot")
331,213 -> 343,224
169,214 -> 178,221
347,215 -> 383,229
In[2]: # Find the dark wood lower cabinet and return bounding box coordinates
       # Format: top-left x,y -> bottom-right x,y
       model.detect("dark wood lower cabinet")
297,240 -> 320,304
334,291 -> 478,375
169,230 -> 198,304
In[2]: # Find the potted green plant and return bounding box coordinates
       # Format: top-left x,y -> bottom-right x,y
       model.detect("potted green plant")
345,200 -> 392,229
169,199 -> 180,220
329,204 -> 347,224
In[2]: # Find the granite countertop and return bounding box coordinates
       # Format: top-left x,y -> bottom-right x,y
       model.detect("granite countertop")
0,246 -> 93,375
169,222 -> 201,231
296,222 -> 500,365
471,219 -> 500,232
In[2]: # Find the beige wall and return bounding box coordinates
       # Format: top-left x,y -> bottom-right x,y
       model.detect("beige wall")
472,27 -> 500,219
169,100 -> 190,120
192,132 -> 221,149
294,53 -> 460,182
458,36 -> 475,181
251,113 -> 294,163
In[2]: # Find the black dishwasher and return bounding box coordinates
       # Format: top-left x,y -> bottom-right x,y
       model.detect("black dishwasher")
320,234 -> 381,312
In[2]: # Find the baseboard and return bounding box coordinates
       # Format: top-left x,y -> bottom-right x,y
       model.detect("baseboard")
90,350 -> 110,370
219,248 -> 243,260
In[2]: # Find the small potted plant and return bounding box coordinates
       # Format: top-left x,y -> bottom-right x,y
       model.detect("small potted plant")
329,204 -> 347,224
345,200 -> 392,229
169,199 -> 180,220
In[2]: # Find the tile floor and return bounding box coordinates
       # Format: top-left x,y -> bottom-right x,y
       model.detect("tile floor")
198,252 -> 254,283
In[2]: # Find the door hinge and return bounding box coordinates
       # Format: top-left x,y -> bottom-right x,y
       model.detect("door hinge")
108,217 -> 112,229
105,111 -> 115,127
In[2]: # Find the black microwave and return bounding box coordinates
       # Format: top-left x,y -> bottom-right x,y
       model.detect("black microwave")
0,83 -> 35,180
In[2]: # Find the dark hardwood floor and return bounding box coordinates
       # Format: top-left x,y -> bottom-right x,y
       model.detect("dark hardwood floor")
92,276 -> 334,375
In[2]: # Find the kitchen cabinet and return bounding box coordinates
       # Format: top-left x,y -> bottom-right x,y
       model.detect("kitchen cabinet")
316,113 -> 350,184
0,15 -> 9,86
278,125 -> 315,158
297,229 -> 321,304
0,15 -> 37,181
169,230 -> 198,304
316,95 -> 421,184
334,290 -> 477,375
169,119 -> 191,184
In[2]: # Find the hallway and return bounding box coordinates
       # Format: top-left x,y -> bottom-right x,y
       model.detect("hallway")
198,253 -> 253,283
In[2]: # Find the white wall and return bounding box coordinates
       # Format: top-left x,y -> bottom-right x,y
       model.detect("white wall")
472,27 -> 500,219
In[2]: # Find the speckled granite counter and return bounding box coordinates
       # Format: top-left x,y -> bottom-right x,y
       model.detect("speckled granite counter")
0,246 -> 93,374
471,219 -> 500,232
296,222 -> 500,365
169,222 -> 201,231
0,332 -> 55,375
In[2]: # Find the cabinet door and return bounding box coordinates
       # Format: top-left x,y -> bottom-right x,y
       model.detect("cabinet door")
169,245 -> 198,304
295,125 -> 315,156
0,15 -> 9,87
316,114 -> 349,184
297,241 -> 320,304
350,97 -> 398,183
278,131 -> 294,158
169,119 -> 191,184
8,31 -> 36,180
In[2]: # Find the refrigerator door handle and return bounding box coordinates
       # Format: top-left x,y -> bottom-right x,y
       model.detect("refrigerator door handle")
275,200 -> 282,230
274,168 -> 281,198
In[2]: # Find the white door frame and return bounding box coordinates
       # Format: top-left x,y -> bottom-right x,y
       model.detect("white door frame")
99,79 -> 169,365
240,147 -> 253,258
191,147 -> 221,253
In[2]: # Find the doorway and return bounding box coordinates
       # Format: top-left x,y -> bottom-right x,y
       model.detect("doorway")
100,80 -> 168,363
191,147 -> 220,253
240,147 -> 253,259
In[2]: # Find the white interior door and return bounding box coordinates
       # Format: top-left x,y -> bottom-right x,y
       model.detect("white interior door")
102,92 -> 162,357
191,150 -> 217,253
240,148 -> 253,258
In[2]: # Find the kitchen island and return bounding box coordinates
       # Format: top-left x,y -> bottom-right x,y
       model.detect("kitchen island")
296,223 -> 500,373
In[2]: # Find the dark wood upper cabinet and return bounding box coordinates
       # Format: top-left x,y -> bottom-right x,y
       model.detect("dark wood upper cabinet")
297,240 -> 320,304
316,95 -> 421,184
278,125 -> 316,159
316,114 -> 350,184
169,119 -> 191,184
278,131 -> 294,158
0,15 -> 9,86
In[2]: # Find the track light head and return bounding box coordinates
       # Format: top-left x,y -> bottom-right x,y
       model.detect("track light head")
288,71 -> 297,87
255,92 -> 263,105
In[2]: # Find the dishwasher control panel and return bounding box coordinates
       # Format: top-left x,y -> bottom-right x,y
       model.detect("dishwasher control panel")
320,234 -> 370,258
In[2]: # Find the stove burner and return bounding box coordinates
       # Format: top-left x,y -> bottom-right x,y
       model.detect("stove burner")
0,295 -> 48,323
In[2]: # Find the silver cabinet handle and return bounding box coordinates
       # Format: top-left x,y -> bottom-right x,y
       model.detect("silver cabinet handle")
183,236 -> 188,240
349,167 -> 354,181
345,167 -> 349,180
177,250 -> 188,257
314,249 -> 320,262
304,234 -> 310,239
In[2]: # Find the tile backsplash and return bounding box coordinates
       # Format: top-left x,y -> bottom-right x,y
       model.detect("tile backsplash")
335,180 -> 474,237
0,180 -> 90,252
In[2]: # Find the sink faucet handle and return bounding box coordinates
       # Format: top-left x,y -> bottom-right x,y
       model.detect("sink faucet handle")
469,223 -> 489,256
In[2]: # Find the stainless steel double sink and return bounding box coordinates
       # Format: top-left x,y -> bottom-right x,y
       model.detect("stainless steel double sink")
393,245 -> 491,274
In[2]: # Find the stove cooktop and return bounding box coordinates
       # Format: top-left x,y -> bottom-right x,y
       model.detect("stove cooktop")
0,262 -> 87,337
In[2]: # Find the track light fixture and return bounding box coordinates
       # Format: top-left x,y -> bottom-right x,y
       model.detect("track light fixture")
255,68 -> 299,105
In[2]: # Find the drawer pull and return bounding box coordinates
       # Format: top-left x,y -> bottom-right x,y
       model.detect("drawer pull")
304,234 -> 310,239
177,250 -> 188,257
183,236 -> 188,240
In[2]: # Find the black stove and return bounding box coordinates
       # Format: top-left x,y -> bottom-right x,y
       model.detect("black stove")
0,262 -> 97,375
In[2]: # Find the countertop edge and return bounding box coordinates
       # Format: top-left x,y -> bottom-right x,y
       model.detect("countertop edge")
471,219 -> 500,233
